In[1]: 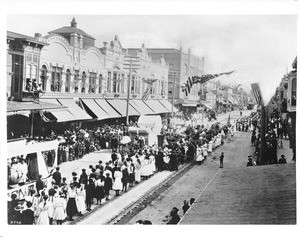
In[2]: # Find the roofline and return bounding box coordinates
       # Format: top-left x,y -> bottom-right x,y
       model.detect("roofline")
48,27 -> 96,40
7,30 -> 48,46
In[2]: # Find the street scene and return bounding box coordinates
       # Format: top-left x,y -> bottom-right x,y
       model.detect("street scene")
5,13 -> 297,228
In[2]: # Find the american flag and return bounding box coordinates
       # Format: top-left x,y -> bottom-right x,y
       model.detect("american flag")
142,78 -> 157,101
251,83 -> 263,106
184,70 -> 234,96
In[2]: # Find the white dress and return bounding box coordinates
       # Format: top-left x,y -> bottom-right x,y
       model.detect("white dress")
76,189 -> 86,213
53,197 -> 66,221
113,171 -> 122,191
135,163 -> 142,182
36,201 -> 50,225
196,148 -> 203,162
208,143 -> 213,153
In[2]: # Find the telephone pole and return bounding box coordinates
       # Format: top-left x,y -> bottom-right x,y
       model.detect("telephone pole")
123,56 -> 140,125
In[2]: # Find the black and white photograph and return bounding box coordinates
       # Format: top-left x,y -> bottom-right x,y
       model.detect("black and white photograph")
1,0 -> 299,235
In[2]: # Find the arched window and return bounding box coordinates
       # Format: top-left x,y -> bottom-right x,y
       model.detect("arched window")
81,71 -> 86,93
88,72 -> 96,93
98,74 -> 103,94
51,66 -> 62,92
65,69 -> 71,92
40,65 -> 47,91
291,78 -> 296,106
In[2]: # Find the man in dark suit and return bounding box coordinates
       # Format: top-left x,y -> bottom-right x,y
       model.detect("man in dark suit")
52,167 -> 62,186
21,202 -> 34,225
35,175 -> 45,195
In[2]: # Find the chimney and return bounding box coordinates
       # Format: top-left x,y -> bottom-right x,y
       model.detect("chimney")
71,17 -> 77,28
34,33 -> 42,39
102,42 -> 108,54
114,35 -> 118,41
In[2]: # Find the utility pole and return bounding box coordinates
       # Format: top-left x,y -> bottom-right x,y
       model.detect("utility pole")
123,56 -> 140,126
171,72 -> 176,118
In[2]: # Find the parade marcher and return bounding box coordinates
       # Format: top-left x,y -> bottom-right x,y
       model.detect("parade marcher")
79,169 -> 88,186
155,148 -> 164,171
66,185 -> 78,221
122,167 -> 129,192
113,167 -> 122,196
76,184 -> 86,216
104,173 -> 113,201
128,162 -> 135,187
134,158 -> 142,183
35,175 -> 45,195
219,152 -> 224,168
94,176 -> 104,205
53,192 -> 66,225
52,167 -> 62,186
85,179 -> 95,211
196,146 -> 203,165
36,195 -> 50,225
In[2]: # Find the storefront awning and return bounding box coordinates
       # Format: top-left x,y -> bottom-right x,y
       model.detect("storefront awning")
81,99 -> 110,120
106,99 -> 140,117
57,98 -> 92,121
159,100 -> 179,113
7,100 -> 65,113
144,100 -> 170,114
39,98 -> 78,122
130,100 -> 155,115
94,99 -> 121,118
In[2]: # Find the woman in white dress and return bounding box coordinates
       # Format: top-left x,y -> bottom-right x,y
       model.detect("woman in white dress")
36,195 -> 50,225
202,144 -> 208,161
134,159 -> 142,183
76,184 -> 86,215
53,193 -> 66,225
208,141 -> 213,155
113,167 -> 122,196
196,146 -> 203,165
141,156 -> 151,180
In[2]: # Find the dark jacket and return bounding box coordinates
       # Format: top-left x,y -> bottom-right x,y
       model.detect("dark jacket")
21,209 -> 34,224
52,171 -> 62,185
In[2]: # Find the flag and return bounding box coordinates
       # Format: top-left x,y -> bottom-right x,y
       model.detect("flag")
183,70 -> 235,96
142,79 -> 157,101
251,83 -> 263,106
142,85 -> 151,100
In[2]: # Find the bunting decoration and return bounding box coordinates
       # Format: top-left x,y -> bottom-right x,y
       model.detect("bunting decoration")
184,70 -> 235,96
142,78 -> 157,101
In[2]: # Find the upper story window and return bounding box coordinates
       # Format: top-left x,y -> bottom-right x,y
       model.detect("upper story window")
40,65 -> 47,91
98,74 -> 103,94
81,71 -> 86,93
50,66 -> 62,92
107,72 -> 112,93
88,72 -> 96,93
65,69 -> 71,92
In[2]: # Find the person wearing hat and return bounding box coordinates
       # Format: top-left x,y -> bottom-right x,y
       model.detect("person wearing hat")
278,155 -> 287,164
166,207 -> 180,225
182,200 -> 190,215
21,201 -> 35,225
79,169 -> 88,186
53,192 -> 67,225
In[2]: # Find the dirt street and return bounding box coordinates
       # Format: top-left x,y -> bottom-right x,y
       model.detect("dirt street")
126,131 -> 296,224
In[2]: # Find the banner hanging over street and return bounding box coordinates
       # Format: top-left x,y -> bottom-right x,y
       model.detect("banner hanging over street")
184,70 -> 235,96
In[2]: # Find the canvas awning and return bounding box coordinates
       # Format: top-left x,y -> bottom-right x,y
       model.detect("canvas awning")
130,100 -> 155,115
81,99 -> 111,120
94,99 -> 121,118
182,102 -> 197,107
159,100 -> 179,113
7,100 -> 65,113
143,100 -> 170,114
57,98 -> 92,121
106,99 -> 140,117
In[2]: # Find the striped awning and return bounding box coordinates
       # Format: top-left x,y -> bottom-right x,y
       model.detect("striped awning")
130,100 -> 155,115
57,98 -> 92,121
106,99 -> 140,117
94,99 -> 121,118
143,100 -> 169,114
81,99 -> 110,120
159,100 -> 179,113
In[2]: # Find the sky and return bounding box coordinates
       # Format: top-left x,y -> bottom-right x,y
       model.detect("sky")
7,14 -> 297,103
